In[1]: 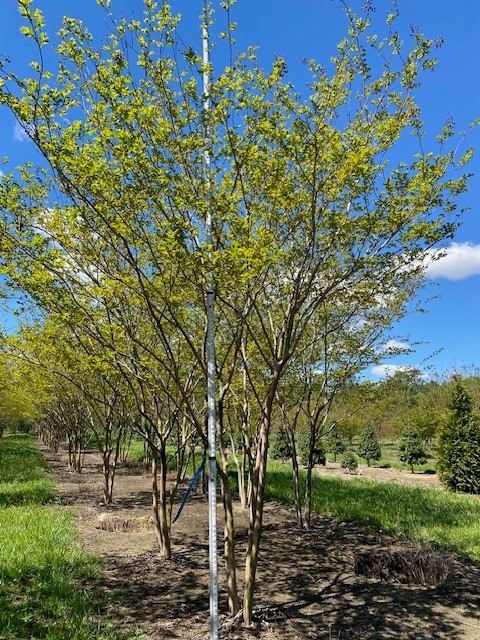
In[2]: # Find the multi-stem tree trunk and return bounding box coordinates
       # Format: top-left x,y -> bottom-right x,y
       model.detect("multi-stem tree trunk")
217,389 -> 241,615
67,435 -> 75,469
50,431 -> 60,453
243,416 -> 269,626
143,439 -> 153,476
289,433 -> 303,529
303,444 -> 315,531
102,448 -> 114,505
68,432 -> 84,472
303,406 -> 329,530
92,411 -> 124,505
243,371 -> 281,626
152,442 -> 172,559
229,431 -> 252,510
218,440 -> 241,615
279,400 -> 304,529
101,427 -> 123,505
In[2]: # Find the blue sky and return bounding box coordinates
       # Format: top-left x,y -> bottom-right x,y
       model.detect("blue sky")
1,0 -> 479,379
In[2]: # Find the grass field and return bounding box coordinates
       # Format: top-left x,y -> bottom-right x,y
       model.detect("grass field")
0,434 -> 136,640
265,460 -> 480,561
125,439 -> 200,473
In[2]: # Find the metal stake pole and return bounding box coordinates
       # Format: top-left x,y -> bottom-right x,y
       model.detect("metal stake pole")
202,7 -> 219,640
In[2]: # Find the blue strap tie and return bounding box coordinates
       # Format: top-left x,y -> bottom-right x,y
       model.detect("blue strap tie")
172,450 -> 207,524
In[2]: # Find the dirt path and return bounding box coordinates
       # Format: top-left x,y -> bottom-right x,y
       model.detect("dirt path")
315,460 -> 442,489
41,444 -> 480,640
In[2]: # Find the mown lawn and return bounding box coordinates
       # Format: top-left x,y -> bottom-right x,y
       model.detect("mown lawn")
265,460 -> 480,561
0,434 -> 136,640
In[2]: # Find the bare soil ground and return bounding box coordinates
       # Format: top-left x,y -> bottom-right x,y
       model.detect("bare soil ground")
315,460 -> 442,489
40,444 -> 480,640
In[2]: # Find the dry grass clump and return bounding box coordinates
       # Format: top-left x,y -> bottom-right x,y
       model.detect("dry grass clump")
354,546 -> 450,586
96,513 -> 153,532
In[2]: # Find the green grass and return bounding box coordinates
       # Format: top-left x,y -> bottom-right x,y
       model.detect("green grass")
125,439 -> 200,473
0,435 -> 137,640
124,439 -> 145,463
265,460 -> 480,561
0,435 -> 54,507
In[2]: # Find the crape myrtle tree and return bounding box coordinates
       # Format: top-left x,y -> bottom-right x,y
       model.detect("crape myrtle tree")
210,18 -> 471,621
223,348 -> 259,511
295,287 -> 415,529
7,320 -> 138,503
12,326 -> 94,472
274,289 -> 402,531
0,352 -> 43,438
276,369 -> 307,528
41,378 -> 92,472
0,0 -> 475,627
15,304 -> 205,556
0,0 -> 211,560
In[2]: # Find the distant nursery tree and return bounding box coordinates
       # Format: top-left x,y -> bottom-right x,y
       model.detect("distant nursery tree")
270,428 -> 291,461
298,425 -> 326,466
325,425 -> 346,462
399,427 -> 427,473
340,452 -> 358,474
357,428 -> 381,466
436,380 -> 480,493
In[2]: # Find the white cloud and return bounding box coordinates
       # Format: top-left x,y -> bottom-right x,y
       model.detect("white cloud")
371,364 -> 416,378
13,122 -> 29,143
382,339 -> 411,353
426,242 -> 480,281
371,364 -> 430,381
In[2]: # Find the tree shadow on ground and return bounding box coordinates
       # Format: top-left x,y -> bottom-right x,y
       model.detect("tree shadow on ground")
93,508 -> 480,640
92,545 -> 214,640
41,445 -> 480,640
240,514 -> 480,640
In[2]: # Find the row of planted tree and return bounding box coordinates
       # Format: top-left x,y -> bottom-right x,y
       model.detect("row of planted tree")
0,0 -> 475,627
270,371 -> 480,491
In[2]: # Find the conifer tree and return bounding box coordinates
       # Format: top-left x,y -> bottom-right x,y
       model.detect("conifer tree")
270,428 -> 291,461
325,425 -> 346,462
298,426 -> 326,467
340,452 -> 358,474
399,427 -> 427,472
437,380 -> 480,493
357,428 -> 381,466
